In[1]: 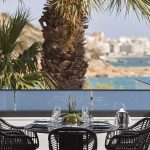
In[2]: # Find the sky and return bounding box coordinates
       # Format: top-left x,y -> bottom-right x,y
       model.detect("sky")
0,0 -> 150,38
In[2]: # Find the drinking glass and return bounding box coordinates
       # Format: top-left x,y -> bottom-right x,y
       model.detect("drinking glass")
51,106 -> 59,128
82,107 -> 90,127
82,107 -> 86,122
89,115 -> 94,129
47,118 -> 55,131
85,107 -> 89,117
57,106 -> 61,117
52,106 -> 57,118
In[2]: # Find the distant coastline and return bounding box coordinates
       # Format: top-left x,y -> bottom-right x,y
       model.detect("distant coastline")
107,55 -> 150,59
86,66 -> 150,78
86,57 -> 150,78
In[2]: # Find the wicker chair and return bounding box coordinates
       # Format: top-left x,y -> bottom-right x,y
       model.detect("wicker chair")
0,118 -> 39,149
105,117 -> 150,150
0,129 -> 35,150
48,127 -> 97,150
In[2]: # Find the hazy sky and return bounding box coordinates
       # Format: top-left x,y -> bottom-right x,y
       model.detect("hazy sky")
0,0 -> 150,38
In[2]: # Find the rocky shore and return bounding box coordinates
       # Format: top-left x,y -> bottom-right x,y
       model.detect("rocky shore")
86,65 -> 150,78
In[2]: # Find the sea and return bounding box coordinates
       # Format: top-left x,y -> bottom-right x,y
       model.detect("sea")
87,56 -> 150,89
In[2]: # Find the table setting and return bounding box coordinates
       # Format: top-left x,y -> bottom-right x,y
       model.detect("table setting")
25,101 -> 118,133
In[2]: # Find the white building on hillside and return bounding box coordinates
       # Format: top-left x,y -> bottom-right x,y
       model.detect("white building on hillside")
96,42 -> 110,54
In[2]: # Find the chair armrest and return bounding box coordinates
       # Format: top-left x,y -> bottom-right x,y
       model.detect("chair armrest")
0,129 -> 25,135
105,129 -> 142,149
0,118 -> 24,129
105,129 -> 124,147
4,133 -> 34,142
127,118 -> 150,131
0,118 -> 39,149
1,132 -> 35,149
120,130 -> 141,136
107,134 -> 138,149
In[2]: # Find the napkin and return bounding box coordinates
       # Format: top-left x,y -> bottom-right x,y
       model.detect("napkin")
32,123 -> 48,129
93,121 -> 110,129
34,120 -> 49,123
93,125 -> 109,129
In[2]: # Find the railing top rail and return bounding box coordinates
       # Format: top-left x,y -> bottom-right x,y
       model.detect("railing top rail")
0,110 -> 150,117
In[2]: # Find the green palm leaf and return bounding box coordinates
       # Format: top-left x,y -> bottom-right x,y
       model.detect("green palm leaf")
0,72 -> 58,89
0,7 -> 58,89
49,0 -> 150,25
0,8 -> 30,55
13,42 -> 41,74
2,0 -> 150,23
107,0 -> 150,21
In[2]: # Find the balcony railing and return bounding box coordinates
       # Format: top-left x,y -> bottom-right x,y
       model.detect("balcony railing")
0,90 -> 150,117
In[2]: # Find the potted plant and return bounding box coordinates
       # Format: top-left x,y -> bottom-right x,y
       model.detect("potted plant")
62,97 -> 81,125
63,113 -> 81,125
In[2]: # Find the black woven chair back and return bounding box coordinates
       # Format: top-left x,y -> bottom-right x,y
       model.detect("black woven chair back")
105,119 -> 150,150
0,118 -> 39,149
144,126 -> 150,150
48,127 -> 97,150
0,118 -> 13,130
0,130 -> 35,150
122,126 -> 150,150
128,117 -> 150,131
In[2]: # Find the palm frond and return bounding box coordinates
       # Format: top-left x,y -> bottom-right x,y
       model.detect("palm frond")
9,8 -> 31,52
0,72 -> 58,89
48,0 -> 104,26
48,0 -> 150,24
41,71 -> 60,89
0,8 -> 31,55
13,42 -> 41,74
0,72 -> 31,89
0,6 -> 58,89
106,0 -> 150,21
0,15 -> 11,55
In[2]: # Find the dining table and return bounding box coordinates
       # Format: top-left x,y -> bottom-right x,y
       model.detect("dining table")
24,118 -> 118,134
24,117 -> 118,150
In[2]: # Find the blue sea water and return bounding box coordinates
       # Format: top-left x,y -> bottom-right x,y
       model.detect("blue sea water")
87,57 -> 150,89
87,77 -> 150,89
108,56 -> 150,67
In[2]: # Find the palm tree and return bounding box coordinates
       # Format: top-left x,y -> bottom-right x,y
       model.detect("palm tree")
39,0 -> 89,89
0,8 -> 57,89
2,0 -> 150,89
39,0 -> 150,89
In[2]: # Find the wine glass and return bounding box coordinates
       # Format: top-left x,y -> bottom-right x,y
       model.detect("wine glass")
82,107 -> 90,127
82,107 -> 86,121
47,118 -> 54,131
89,115 -> 94,129
57,106 -> 61,117
85,107 -> 89,117
51,106 -> 59,128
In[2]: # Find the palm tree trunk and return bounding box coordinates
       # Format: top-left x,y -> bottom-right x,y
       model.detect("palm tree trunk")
39,0 -> 88,89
